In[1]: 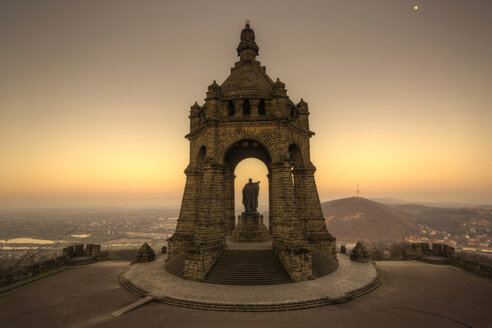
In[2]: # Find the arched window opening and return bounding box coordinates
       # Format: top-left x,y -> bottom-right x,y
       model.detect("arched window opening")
197,146 -> 206,168
289,105 -> 297,120
228,101 -> 235,116
258,99 -> 266,115
289,144 -> 303,168
199,110 -> 205,126
234,158 -> 269,219
243,99 -> 251,115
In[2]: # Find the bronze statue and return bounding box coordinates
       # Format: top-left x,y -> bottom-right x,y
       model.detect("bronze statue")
242,178 -> 260,214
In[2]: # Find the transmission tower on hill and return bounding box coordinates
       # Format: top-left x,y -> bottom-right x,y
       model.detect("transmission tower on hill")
355,183 -> 361,198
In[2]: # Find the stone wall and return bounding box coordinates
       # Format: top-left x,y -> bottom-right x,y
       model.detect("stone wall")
62,244 -> 102,259
1,244 -> 107,285
404,242 -> 491,279
274,246 -> 314,282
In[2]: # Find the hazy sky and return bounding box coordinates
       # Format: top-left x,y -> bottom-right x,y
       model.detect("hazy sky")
0,0 -> 491,208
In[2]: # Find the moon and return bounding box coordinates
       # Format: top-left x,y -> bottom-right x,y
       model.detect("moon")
413,5 -> 419,11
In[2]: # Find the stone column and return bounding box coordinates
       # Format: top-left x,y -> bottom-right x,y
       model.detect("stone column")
249,99 -> 260,118
233,99 -> 243,118
271,161 -> 314,282
184,163 -> 226,281
224,171 -> 236,235
292,165 -> 336,259
167,167 -> 201,260
267,172 -> 273,235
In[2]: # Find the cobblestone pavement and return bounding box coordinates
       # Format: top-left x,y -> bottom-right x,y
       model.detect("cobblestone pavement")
1,259 -> 491,328
124,254 -> 376,304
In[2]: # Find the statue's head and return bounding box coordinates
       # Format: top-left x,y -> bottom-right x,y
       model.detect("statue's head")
249,178 -> 252,183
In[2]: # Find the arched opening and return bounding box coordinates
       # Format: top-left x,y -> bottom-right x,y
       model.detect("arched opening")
289,144 -> 303,185
197,146 -> 206,168
227,101 -> 235,116
234,158 -> 269,220
223,139 -> 272,233
258,99 -> 266,115
288,144 -> 303,168
289,105 -> 297,120
199,110 -> 205,127
242,99 -> 251,115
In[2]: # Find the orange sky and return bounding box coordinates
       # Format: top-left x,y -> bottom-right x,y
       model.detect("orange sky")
0,0 -> 491,208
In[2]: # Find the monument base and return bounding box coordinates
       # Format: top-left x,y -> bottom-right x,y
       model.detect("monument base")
231,213 -> 270,242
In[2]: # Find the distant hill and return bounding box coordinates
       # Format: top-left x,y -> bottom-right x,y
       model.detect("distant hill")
370,197 -> 490,209
394,204 -> 492,236
322,197 -> 418,242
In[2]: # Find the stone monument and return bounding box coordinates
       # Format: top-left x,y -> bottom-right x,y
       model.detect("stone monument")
167,21 -> 336,282
136,243 -> 155,263
231,179 -> 270,242
350,241 -> 370,263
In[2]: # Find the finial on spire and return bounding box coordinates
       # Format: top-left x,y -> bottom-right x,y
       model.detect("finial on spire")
297,98 -> 308,109
191,101 -> 201,111
237,20 -> 258,56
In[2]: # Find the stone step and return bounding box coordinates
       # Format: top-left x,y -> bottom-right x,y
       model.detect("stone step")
311,248 -> 338,278
165,248 -> 338,285
165,252 -> 185,277
204,249 -> 291,285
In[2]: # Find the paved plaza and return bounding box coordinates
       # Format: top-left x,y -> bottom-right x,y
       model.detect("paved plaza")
1,259 -> 491,327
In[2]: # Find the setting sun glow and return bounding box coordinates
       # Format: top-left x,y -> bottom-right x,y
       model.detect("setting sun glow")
0,1 -> 490,208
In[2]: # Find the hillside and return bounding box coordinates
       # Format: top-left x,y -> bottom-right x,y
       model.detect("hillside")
322,197 -> 418,242
394,204 -> 492,236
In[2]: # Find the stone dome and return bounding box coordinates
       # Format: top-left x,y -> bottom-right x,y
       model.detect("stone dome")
220,22 -> 275,99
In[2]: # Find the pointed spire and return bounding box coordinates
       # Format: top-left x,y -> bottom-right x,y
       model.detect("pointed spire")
272,78 -> 287,96
190,101 -> 201,112
237,20 -> 259,57
273,78 -> 285,90
206,80 -> 220,99
297,98 -> 309,113
207,80 -> 220,92
297,98 -> 308,107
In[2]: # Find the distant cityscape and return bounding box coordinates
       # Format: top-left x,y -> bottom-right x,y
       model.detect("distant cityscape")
1,204 -> 491,263
0,208 -> 179,261
405,221 -> 491,252
398,205 -> 492,253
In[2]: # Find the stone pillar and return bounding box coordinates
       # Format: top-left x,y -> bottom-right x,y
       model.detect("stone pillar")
271,161 -> 314,282
224,171 -> 236,235
249,99 -> 260,117
233,99 -> 243,118
421,242 -> 431,255
292,165 -> 336,259
167,167 -> 201,260
170,173 -> 198,257
432,243 -> 443,256
183,163 -> 226,281
267,172 -> 273,234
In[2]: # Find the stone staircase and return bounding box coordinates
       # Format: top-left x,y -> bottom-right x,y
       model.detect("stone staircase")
165,252 -> 186,277
165,247 -> 338,284
312,248 -> 338,278
205,250 -> 291,285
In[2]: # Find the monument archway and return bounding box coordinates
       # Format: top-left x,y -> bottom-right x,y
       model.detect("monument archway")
232,158 -> 269,218
167,22 -> 336,282
223,139 -> 271,232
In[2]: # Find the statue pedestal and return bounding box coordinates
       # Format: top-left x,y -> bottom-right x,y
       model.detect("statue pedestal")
231,213 -> 270,242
